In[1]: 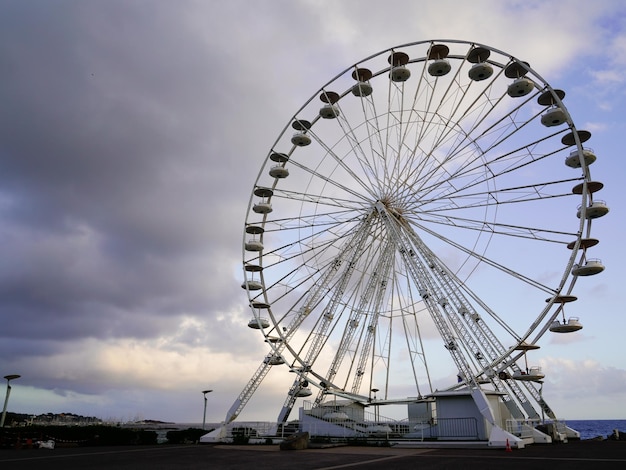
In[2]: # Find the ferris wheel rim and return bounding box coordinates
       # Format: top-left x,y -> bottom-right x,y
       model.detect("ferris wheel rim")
241,39 -> 601,415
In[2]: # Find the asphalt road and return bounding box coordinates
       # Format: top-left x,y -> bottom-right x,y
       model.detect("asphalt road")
1,441 -> 625,469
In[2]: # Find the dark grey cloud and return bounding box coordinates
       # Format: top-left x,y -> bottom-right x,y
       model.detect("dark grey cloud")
0,1 -> 257,359
1,0 -> 624,424
0,2 -> 337,404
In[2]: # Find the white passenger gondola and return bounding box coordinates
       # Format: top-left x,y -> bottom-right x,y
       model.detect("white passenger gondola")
244,225 -> 263,252
319,91 -> 340,119
467,46 -> 493,81
269,165 -> 289,178
320,104 -> 339,119
512,366 -> 545,381
507,77 -> 534,97
537,89 -> 567,127
565,148 -> 597,168
550,317 -> 583,333
577,201 -> 609,219
388,51 -> 410,82
390,65 -> 410,82
468,62 -> 493,81
293,387 -> 312,397
428,59 -> 451,76
505,61 -> 534,97
351,68 -> 374,96
572,259 -> 605,276
244,239 -> 263,252
241,280 -> 263,290
351,80 -> 373,96
263,354 -> 285,365
290,119 -> 312,146
427,43 -> 451,77
541,106 -> 567,127
253,202 -> 272,214
248,317 -> 270,329
291,132 -> 311,146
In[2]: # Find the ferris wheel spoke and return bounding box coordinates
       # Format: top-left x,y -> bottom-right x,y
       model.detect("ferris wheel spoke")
329,101 -> 393,196
410,213 -> 577,244
414,114 -> 561,199
348,86 -> 393,191
398,220 -> 552,421
261,211 -> 363,237
409,70 -> 473,152
264,214 -> 381,347
395,267 -> 434,397
303,130 -> 380,200
421,192 -> 572,216
414,192 -> 575,225
270,187 -> 372,212
437,66 -> 508,135
409,219 -> 559,293
287,217 -> 377,378
407,142 -> 572,211
285,157 -> 373,203
417,177 -> 581,208
452,93 -> 538,156
248,228 -> 361,305
393,65 -> 510,191
316,239 -> 396,402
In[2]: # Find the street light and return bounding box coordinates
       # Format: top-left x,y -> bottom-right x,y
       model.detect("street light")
1,374 -> 21,427
202,389 -> 213,430
370,388 -> 379,423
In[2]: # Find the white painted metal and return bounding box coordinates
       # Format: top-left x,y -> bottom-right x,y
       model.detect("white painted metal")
227,39 -> 605,433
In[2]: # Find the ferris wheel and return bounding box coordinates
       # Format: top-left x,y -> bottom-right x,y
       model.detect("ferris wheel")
231,39 -> 608,426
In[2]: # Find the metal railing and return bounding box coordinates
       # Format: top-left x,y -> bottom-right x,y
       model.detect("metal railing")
506,418 -> 541,438
408,417 -> 479,440
301,404 -> 480,440
214,414 -> 482,442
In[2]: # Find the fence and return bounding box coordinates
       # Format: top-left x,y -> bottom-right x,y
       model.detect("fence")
505,418 -> 542,439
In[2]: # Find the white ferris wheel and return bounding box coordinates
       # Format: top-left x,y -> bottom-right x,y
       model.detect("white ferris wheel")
231,39 -> 608,428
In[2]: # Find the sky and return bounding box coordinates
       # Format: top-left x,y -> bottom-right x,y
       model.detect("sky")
0,0 -> 625,425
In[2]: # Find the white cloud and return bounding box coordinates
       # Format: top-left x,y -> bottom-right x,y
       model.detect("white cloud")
1,0 -> 625,425
540,357 -> 626,419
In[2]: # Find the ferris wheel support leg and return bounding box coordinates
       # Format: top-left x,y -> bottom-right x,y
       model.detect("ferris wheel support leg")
471,388 -> 523,448
277,405 -> 292,424
225,399 -> 243,424
471,388 -> 496,426
199,425 -> 229,443
489,426 -> 525,449
472,388 -> 524,449
276,378 -> 301,423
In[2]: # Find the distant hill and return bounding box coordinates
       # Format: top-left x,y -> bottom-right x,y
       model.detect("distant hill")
2,412 -> 177,428
3,412 -> 102,426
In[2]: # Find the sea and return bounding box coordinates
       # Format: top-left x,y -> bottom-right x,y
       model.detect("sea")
564,420 -> 626,440
175,420 -> 626,441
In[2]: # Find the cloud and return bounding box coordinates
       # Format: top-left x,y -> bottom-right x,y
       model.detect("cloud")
1,0 -> 625,424
540,357 -> 626,419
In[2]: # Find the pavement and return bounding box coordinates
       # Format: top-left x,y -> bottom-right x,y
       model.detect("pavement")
1,440 -> 625,469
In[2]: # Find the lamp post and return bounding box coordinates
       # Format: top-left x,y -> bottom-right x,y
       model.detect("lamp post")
538,381 -> 545,423
371,388 -> 379,423
1,374 -> 21,427
202,389 -> 213,430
